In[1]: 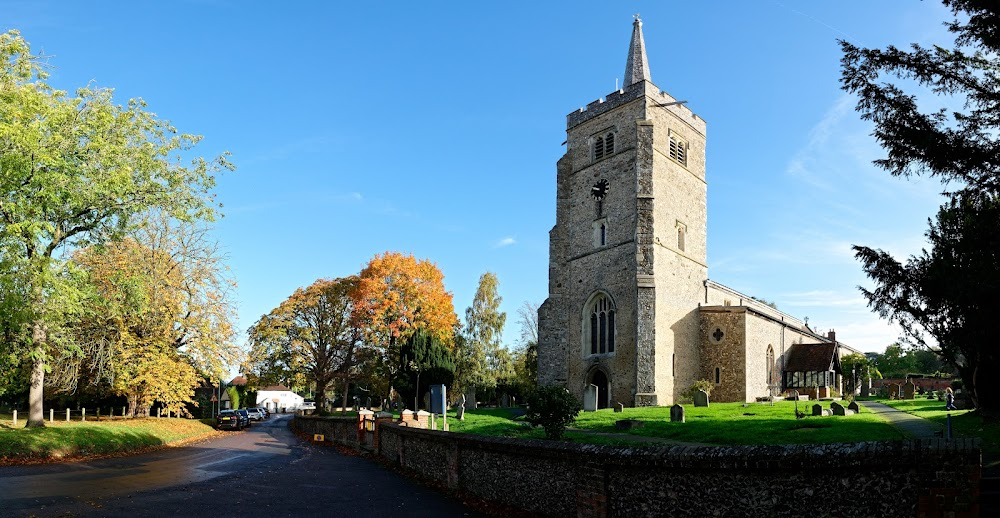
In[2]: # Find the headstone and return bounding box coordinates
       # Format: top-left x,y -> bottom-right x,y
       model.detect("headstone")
889,384 -> 900,400
670,404 -> 685,423
583,384 -> 598,412
903,381 -> 916,400
830,401 -> 854,416
500,394 -> 510,408
614,402 -> 624,413
812,404 -> 823,416
693,389 -> 710,407
430,384 -> 447,415
860,378 -> 871,398
464,390 -> 478,410
848,401 -> 860,413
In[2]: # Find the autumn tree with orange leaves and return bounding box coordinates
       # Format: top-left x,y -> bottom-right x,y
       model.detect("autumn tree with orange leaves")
352,252 -> 458,400
246,277 -> 365,413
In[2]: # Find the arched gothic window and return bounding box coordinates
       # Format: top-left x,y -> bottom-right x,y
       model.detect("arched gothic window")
585,293 -> 616,356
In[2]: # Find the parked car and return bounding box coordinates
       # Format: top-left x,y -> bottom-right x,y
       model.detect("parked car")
234,408 -> 251,428
256,407 -> 270,419
216,410 -> 242,431
247,408 -> 264,421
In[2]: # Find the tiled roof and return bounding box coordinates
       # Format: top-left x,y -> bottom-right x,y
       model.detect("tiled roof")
260,385 -> 291,392
229,375 -> 247,386
785,343 -> 841,373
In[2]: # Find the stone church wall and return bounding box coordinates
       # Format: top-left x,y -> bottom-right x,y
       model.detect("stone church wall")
699,308 -> 747,402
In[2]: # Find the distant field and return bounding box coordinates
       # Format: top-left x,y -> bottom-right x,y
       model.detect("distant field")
0,414 -> 219,463
445,400 -> 905,446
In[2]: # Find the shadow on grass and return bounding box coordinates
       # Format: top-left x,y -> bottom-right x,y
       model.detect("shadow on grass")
0,426 -> 166,461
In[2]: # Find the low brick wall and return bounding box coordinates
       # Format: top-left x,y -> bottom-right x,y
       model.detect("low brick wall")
377,424 -> 981,518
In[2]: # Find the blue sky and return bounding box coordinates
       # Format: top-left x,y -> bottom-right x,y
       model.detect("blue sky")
6,1 -> 956,354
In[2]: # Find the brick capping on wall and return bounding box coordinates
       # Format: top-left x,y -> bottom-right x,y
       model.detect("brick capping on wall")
293,416 -> 981,517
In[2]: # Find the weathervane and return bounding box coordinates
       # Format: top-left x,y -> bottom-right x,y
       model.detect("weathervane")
633,13 -> 641,23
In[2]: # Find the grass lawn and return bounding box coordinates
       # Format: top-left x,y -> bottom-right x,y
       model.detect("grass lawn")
0,414 -> 219,464
444,401 -> 905,446
879,398 -> 1000,455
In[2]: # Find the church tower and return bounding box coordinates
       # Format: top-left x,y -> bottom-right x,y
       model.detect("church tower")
537,17 -> 708,407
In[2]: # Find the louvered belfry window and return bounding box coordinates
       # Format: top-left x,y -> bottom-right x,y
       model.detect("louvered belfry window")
594,137 -> 605,160
604,132 -> 614,156
669,134 -> 687,166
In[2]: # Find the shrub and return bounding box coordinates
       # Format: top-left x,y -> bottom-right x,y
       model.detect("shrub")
681,380 -> 713,402
525,385 -> 582,440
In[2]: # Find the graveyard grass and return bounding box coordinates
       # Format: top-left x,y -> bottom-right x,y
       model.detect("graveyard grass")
0,414 -> 220,464
879,399 -> 1000,455
447,401 -> 904,446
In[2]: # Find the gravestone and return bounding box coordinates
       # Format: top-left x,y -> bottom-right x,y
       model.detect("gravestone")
860,379 -> 871,397
830,401 -> 845,415
583,384 -> 598,412
614,402 -> 624,413
693,389 -> 710,407
848,401 -> 860,413
889,384 -> 901,400
812,404 -> 823,416
464,390 -> 478,410
500,394 -> 510,408
456,393 -> 466,420
670,404 -> 685,423
903,381 -> 916,400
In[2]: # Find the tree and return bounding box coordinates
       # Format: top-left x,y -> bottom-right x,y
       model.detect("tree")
525,385 -> 581,440
58,216 -> 238,417
352,252 -> 458,399
511,301 -> 540,397
875,343 -> 917,379
395,329 -> 455,410
0,31 -> 231,426
246,277 -> 364,414
841,1 -> 1000,412
840,353 -> 882,396
456,272 -> 507,404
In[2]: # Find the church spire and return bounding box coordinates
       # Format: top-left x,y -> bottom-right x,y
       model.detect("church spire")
623,14 -> 651,87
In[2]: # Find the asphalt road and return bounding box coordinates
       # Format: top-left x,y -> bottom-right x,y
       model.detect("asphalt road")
0,414 -> 484,517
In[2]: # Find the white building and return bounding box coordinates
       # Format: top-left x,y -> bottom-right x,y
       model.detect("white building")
256,385 -> 305,413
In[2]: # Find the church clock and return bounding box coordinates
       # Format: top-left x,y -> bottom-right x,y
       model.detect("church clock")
591,179 -> 609,200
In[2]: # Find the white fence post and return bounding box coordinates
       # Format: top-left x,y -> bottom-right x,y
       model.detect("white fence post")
66,408 -> 70,422
12,409 -> 16,427
82,408 -> 86,421
49,408 -> 53,423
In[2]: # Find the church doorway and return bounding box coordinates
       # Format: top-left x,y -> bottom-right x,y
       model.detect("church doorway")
589,369 -> 611,409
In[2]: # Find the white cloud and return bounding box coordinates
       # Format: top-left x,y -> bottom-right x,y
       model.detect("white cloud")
494,237 -> 516,248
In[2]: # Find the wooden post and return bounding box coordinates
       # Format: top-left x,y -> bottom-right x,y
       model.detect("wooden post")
49,408 -> 53,423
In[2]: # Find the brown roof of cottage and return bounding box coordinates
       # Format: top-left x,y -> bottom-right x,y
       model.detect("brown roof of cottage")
260,385 -> 290,392
229,375 -> 247,386
785,343 -> 841,374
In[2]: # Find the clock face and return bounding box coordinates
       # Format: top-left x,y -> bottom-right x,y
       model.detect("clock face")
591,179 -> 609,200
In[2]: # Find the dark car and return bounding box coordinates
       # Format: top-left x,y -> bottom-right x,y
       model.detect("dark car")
216,410 -> 242,431
234,408 -> 251,428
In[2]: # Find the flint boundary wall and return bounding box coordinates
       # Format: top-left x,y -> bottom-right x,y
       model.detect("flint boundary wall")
294,416 -> 980,517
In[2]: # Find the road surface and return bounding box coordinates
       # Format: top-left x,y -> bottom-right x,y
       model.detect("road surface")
0,414 -> 484,517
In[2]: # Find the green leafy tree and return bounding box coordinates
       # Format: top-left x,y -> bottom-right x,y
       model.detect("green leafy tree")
525,385 -> 581,440
840,353 -> 882,396
0,31 -> 231,427
841,1 -> 1000,412
456,272 -> 507,404
395,329 -> 455,410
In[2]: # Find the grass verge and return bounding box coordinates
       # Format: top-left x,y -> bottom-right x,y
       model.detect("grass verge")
444,401 -> 905,446
0,414 -> 220,464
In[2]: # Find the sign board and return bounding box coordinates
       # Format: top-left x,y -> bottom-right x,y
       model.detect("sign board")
430,384 -> 447,415
313,434 -> 324,442
210,395 -> 218,402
